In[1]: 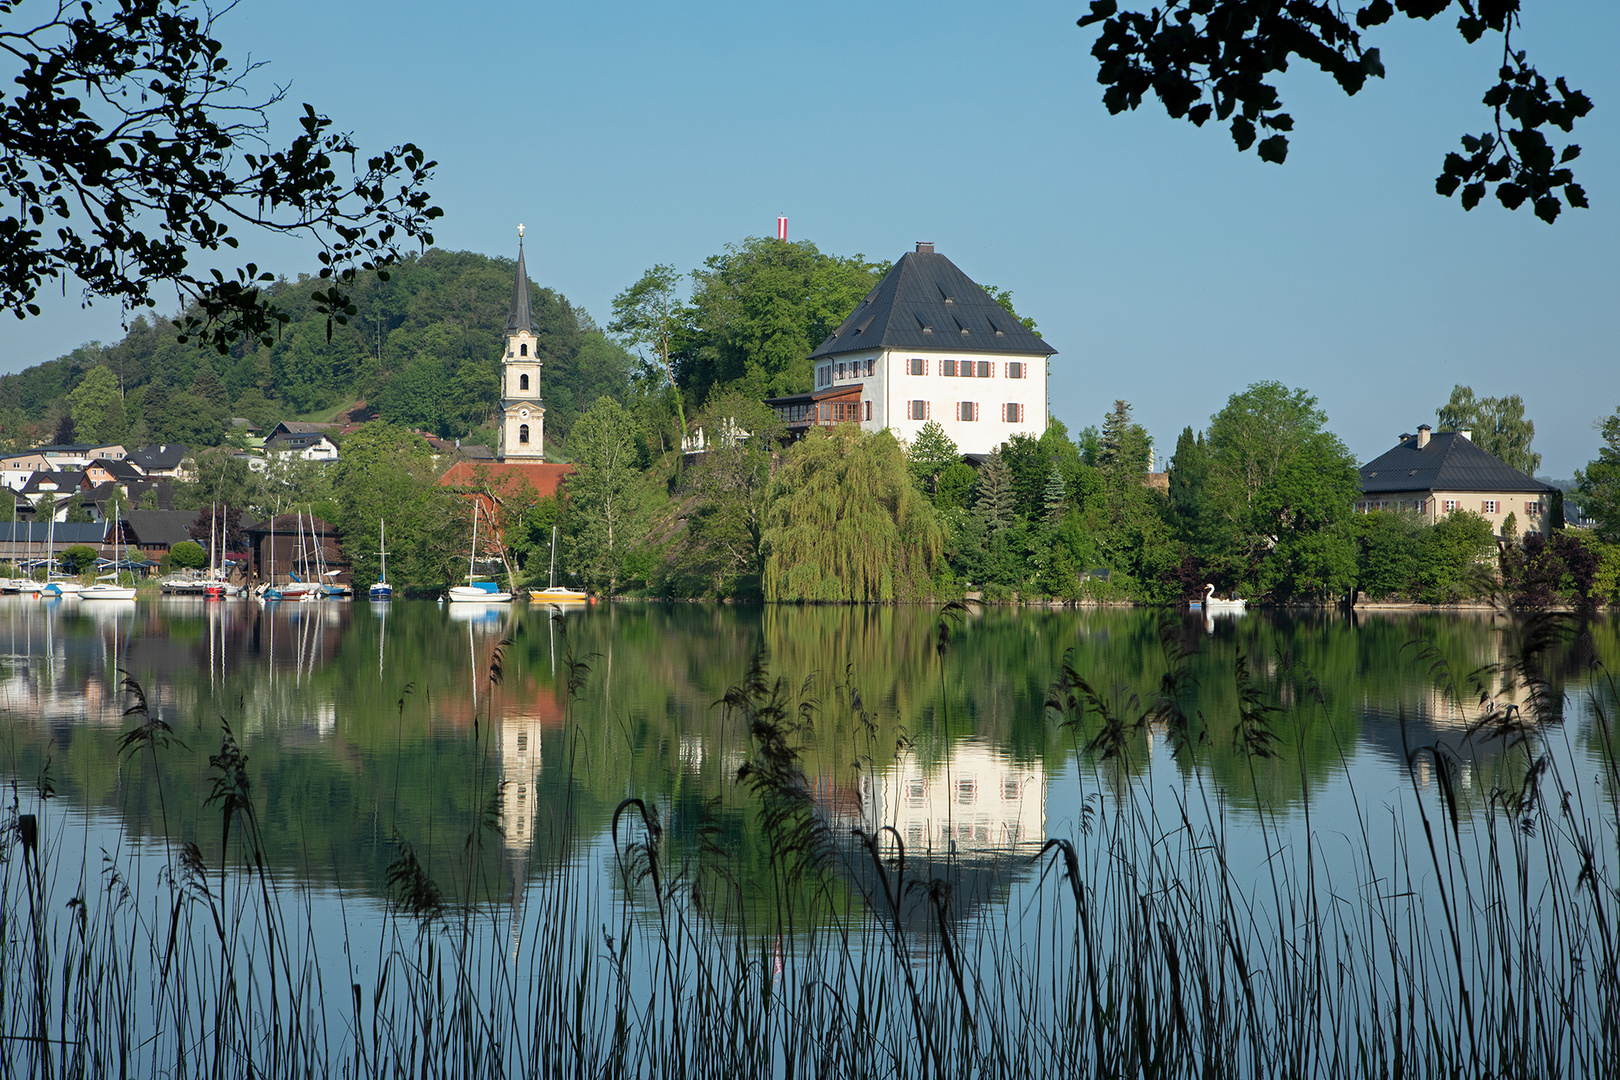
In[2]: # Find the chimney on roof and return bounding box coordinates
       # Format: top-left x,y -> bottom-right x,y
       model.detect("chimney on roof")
1416,424 -> 1431,449
1459,429 -> 1472,442
915,242 -> 934,254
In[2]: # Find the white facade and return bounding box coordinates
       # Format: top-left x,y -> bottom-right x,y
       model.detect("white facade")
811,348 -> 1046,455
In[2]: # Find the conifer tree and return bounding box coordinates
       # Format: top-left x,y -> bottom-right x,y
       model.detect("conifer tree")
1042,468 -> 1068,530
973,451 -> 1015,536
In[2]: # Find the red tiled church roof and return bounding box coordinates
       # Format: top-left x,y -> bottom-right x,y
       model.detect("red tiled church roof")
438,461 -> 573,498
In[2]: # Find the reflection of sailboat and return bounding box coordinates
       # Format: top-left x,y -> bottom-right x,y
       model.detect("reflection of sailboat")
448,502 -> 513,603
529,525 -> 587,604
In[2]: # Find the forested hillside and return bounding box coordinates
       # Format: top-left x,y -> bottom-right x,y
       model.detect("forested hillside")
0,250 -> 635,452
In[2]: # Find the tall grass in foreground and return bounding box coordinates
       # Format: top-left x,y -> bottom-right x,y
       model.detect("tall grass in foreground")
0,608 -> 1616,1078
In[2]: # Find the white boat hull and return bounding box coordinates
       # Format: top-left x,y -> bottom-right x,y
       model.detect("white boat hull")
449,585 -> 512,603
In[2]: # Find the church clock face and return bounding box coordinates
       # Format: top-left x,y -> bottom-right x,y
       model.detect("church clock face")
519,408 -> 530,419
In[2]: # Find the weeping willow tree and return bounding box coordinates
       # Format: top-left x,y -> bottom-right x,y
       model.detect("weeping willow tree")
762,426 -> 946,602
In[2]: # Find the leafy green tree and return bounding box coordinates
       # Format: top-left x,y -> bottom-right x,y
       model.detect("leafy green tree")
906,420 -> 960,497
1206,382 -> 1360,599
1436,385 -> 1541,475
679,238 -> 888,404
672,393 -> 781,597
59,544 -> 99,575
332,422 -> 462,587
1077,0 -> 1590,221
168,540 -> 207,570
1355,510 -> 1423,600
189,363 -> 229,415
610,264 -> 689,444
1574,406 -> 1620,543
67,365 -> 126,444
936,462 -> 977,510
564,397 -> 646,595
1417,510 -> 1496,602
0,0 -> 439,350
762,426 -> 944,602
161,392 -> 223,447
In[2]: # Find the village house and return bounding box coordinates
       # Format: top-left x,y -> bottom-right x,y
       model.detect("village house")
1357,424 -> 1558,536
765,243 -> 1056,456
125,443 -> 193,481
263,422 -> 340,461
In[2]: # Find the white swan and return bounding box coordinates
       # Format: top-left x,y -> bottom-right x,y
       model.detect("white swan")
1200,583 -> 1247,612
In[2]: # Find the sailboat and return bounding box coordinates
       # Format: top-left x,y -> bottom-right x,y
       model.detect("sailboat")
81,505 -> 137,601
529,525 -> 588,603
40,514 -> 83,597
203,503 -> 227,599
369,518 -> 393,600
447,501 -> 513,603
278,511 -> 321,600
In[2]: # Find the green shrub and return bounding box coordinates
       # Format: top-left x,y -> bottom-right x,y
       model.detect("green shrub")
169,540 -> 207,570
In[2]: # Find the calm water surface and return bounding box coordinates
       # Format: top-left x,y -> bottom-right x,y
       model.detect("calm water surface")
1,596 -> 1613,924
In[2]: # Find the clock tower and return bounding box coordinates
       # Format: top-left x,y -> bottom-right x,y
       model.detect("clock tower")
498,225 -> 545,461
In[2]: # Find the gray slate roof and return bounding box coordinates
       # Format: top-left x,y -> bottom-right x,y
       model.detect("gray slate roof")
19,469 -> 84,495
128,443 -> 190,471
810,248 -> 1055,361
0,522 -> 109,544
506,239 -> 537,334
123,510 -> 203,548
1359,432 -> 1553,495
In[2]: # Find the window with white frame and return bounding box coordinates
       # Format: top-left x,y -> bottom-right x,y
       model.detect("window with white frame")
864,400 -> 872,421
1443,499 -> 1459,513
958,401 -> 978,421
1525,500 -> 1542,514
908,400 -> 929,421
1482,499 -> 1498,514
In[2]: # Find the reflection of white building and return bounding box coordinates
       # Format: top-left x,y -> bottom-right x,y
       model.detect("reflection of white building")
498,713 -> 545,854
858,740 -> 1045,858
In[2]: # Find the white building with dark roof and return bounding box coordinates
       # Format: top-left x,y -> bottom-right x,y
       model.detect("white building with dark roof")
1358,425 -> 1557,536
767,243 -> 1055,456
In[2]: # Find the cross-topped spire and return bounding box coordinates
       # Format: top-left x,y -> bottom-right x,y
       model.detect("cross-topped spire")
506,230 -> 537,334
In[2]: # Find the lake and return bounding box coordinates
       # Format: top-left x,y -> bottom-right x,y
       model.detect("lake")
0,597 -> 1615,1077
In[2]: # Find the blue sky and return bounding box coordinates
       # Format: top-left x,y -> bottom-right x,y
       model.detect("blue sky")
3,0 -> 1615,477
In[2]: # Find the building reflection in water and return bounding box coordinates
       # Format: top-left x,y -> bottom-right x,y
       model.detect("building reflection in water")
825,739 -> 1047,942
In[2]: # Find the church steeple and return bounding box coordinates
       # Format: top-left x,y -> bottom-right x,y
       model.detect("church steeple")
498,224 -> 545,462
507,227 -> 537,334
